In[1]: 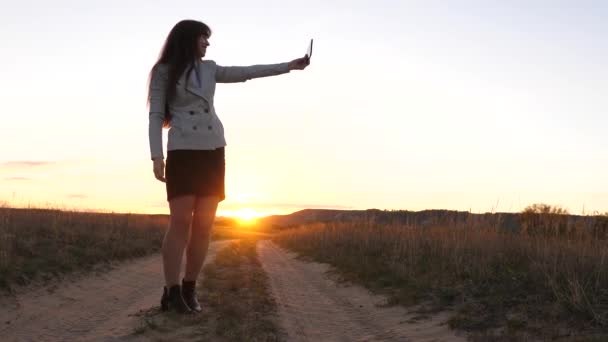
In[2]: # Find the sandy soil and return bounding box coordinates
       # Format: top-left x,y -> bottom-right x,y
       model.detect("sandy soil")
0,241 -> 229,342
258,240 -> 468,342
2,239 -> 469,342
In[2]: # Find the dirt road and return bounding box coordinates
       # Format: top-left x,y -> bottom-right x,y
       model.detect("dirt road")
0,241 -> 229,342
2,239 -> 467,342
258,240 -> 467,342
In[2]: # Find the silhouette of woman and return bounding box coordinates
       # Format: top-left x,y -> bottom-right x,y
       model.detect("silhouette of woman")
147,19 -> 309,313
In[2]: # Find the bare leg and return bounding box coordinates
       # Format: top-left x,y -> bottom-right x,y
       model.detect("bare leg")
163,195 -> 196,287
184,196 -> 219,281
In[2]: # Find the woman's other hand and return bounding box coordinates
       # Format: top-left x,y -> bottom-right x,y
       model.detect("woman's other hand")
288,56 -> 310,70
153,158 -> 166,182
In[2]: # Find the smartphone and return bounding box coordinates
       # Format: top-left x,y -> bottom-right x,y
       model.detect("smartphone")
306,38 -> 313,62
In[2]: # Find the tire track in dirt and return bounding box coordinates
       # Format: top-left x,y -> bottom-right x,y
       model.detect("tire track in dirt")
258,240 -> 467,342
0,240 -> 230,342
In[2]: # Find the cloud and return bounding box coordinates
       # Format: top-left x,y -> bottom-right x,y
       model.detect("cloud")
1,161 -> 56,168
4,177 -> 32,181
66,194 -> 88,199
266,203 -> 354,210
221,202 -> 354,211
146,201 -> 352,212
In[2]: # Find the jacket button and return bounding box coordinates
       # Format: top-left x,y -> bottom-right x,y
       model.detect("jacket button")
208,126 -> 212,130
193,125 -> 197,130
204,109 -> 209,113
189,110 -> 195,115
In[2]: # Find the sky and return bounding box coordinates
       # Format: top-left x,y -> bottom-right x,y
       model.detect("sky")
1,0 -> 607,217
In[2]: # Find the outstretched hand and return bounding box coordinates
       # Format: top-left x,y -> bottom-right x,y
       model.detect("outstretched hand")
288,56 -> 310,70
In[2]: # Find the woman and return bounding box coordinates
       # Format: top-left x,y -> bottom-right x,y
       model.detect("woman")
148,19 -> 309,314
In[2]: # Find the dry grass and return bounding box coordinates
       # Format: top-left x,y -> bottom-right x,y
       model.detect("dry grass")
273,207 -> 608,340
212,219 -> 277,241
199,238 -> 282,341
0,206 -> 264,292
0,207 -> 166,291
133,238 -> 282,342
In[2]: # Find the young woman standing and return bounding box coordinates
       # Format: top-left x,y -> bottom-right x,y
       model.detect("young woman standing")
148,19 -> 309,314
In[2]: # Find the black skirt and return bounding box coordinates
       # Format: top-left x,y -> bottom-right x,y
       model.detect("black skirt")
165,148 -> 225,202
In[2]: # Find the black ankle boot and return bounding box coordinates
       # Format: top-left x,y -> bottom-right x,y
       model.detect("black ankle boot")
161,287 -> 169,311
182,279 -> 202,312
160,285 -> 192,314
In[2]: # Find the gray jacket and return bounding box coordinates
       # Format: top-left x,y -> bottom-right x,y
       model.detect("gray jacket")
148,60 -> 291,159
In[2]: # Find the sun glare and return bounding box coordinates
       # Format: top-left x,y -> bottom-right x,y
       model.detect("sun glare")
232,208 -> 261,224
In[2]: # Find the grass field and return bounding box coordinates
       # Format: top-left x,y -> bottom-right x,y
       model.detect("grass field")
4,203 -> 608,340
0,207 -> 248,291
273,206 -> 608,340
0,207 -> 167,291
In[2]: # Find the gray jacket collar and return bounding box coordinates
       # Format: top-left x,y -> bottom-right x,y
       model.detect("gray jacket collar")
181,61 -> 210,103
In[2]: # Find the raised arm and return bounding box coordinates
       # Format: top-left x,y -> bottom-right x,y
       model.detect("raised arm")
214,57 -> 309,83
148,65 -> 168,161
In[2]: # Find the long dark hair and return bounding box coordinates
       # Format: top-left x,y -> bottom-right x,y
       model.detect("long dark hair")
148,20 -> 212,127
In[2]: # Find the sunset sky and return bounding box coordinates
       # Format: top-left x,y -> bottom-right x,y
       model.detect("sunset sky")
1,0 -> 607,217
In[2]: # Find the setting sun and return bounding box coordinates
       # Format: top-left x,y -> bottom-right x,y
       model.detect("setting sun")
228,208 -> 264,225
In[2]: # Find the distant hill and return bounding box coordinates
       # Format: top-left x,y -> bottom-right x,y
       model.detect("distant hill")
258,208 -> 513,228
257,208 -> 605,232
